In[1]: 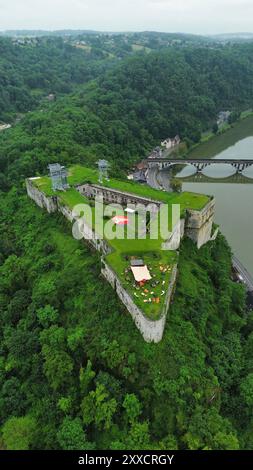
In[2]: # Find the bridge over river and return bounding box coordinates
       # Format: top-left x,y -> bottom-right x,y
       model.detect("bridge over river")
147,158 -> 253,174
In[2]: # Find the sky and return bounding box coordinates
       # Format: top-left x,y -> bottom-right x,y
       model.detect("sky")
0,0 -> 253,35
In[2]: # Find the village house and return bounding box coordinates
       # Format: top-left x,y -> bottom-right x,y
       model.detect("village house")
217,110 -> 231,126
46,93 -> 56,102
147,146 -> 163,159
133,160 -> 148,182
0,123 -> 11,132
161,135 -> 180,150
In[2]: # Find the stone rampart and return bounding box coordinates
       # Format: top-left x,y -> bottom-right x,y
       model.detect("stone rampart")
101,260 -> 177,343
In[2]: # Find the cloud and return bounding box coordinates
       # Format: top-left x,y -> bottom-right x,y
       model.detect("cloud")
0,0 -> 252,34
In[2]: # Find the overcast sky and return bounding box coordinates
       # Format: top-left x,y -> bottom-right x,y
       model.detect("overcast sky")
0,0 -> 253,34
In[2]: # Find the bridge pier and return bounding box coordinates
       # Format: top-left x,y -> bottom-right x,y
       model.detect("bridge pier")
195,166 -> 202,173
231,162 -> 250,173
193,163 -> 208,173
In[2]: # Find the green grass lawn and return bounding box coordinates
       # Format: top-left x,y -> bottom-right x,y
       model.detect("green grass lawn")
102,206 -> 179,319
108,251 -> 178,319
106,250 -> 178,320
104,175 -> 210,210
67,165 -> 98,185
33,175 -> 55,196
58,188 -> 90,208
32,165 -> 98,197
33,164 -> 210,211
32,177 -> 91,209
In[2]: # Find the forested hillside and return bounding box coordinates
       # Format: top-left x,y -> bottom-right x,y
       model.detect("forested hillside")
0,36 -> 114,121
1,42 -> 253,191
84,44 -> 253,145
1,35 -> 253,450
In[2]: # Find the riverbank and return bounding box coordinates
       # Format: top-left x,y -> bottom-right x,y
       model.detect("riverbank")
180,129 -> 253,277
187,113 -> 253,159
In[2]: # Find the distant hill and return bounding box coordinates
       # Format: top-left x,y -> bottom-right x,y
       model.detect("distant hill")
0,29 -> 102,37
0,29 -> 211,42
2,29 -> 253,43
210,32 -> 253,42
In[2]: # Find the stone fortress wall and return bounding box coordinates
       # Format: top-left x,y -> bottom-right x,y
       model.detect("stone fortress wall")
76,183 -> 162,212
101,260 -> 178,343
26,178 -> 58,213
78,182 -> 217,250
26,178 -> 217,342
185,198 -> 218,248
26,179 -> 111,256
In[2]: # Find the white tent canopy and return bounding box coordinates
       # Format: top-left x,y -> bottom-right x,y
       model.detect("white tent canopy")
125,207 -> 136,213
131,265 -> 152,282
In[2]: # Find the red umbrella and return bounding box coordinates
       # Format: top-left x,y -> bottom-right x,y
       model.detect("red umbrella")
112,216 -> 129,225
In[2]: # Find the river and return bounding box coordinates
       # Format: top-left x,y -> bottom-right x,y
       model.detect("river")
175,118 -> 253,276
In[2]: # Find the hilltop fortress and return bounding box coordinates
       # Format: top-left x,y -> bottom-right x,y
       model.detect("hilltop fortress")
26,165 -> 218,343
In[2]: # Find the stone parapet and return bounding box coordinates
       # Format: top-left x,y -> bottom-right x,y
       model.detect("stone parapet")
26,179 -> 58,213
185,198 -> 215,249
76,183 -> 161,212
101,260 -> 177,343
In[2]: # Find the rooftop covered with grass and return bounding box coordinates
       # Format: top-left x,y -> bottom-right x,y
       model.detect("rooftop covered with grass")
33,164 -> 211,211
29,164 -> 212,320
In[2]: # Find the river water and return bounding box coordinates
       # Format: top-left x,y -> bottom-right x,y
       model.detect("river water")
176,134 -> 253,276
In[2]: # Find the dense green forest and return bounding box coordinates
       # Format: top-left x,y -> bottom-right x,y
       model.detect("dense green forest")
1,34 -> 253,450
0,36 -> 115,121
